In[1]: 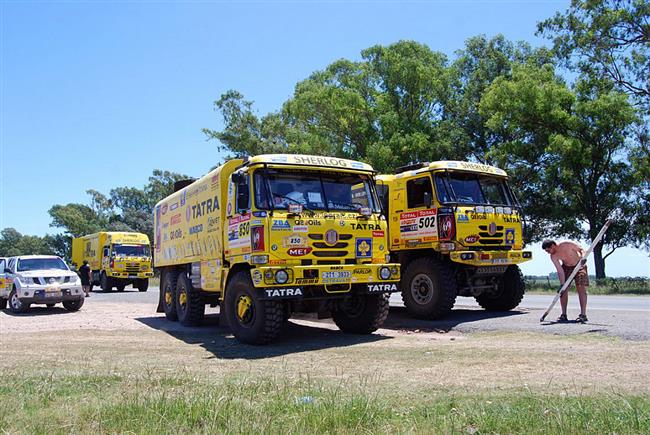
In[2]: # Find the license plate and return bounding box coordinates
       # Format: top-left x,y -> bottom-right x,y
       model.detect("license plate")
491,252 -> 508,259
45,286 -> 60,293
46,291 -> 62,298
322,271 -> 351,279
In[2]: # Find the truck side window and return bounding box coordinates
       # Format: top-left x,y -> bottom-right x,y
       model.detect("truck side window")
236,174 -> 250,212
406,177 -> 433,209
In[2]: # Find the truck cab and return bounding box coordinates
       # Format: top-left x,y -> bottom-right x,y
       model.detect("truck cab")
378,161 -> 532,319
72,232 -> 153,292
154,154 -> 401,344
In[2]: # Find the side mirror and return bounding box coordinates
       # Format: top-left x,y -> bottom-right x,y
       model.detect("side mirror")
4,268 -> 11,274
232,172 -> 245,184
424,191 -> 432,208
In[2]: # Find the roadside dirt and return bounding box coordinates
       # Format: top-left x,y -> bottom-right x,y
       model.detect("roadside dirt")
1,298 -> 649,395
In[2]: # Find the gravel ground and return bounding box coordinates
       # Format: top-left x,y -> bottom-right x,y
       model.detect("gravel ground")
1,287 -> 648,341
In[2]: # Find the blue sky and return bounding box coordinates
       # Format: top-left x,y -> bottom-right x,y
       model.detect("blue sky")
1,0 -> 648,277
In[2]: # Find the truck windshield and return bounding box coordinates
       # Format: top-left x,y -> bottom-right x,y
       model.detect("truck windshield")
17,258 -> 68,272
113,244 -> 151,257
254,169 -> 379,212
434,172 -> 514,206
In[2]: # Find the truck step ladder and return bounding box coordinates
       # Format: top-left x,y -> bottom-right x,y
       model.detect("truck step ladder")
539,219 -> 613,322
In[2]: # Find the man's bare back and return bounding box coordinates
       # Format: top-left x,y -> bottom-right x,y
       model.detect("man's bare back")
551,241 -> 584,269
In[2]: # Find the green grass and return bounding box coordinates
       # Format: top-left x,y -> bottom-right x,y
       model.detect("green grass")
525,276 -> 650,295
1,372 -> 648,434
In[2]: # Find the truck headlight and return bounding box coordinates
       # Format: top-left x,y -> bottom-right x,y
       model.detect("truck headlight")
275,269 -> 289,284
379,267 -> 391,280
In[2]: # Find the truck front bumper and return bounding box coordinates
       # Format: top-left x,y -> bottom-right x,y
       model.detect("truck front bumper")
108,272 -> 153,279
449,250 -> 532,266
251,263 -> 400,287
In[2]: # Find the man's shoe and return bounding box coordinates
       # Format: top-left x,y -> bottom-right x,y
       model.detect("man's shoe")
576,314 -> 588,323
556,314 -> 568,323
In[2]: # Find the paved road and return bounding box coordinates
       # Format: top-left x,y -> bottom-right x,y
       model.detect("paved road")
88,286 -> 650,341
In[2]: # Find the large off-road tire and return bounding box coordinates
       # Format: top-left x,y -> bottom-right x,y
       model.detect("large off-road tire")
161,269 -> 179,321
400,257 -> 457,320
116,282 -> 126,292
225,272 -> 283,344
175,273 -> 205,326
475,265 -> 525,311
63,298 -> 85,312
9,289 -> 30,313
100,272 -> 112,293
137,279 -> 148,292
46,303 -> 56,308
332,293 -> 390,334
0,298 -> 7,310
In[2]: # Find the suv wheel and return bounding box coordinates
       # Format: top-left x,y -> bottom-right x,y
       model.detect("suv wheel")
9,289 -> 30,313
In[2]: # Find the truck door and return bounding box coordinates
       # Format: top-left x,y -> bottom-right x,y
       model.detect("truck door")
396,175 -> 437,249
226,172 -> 252,258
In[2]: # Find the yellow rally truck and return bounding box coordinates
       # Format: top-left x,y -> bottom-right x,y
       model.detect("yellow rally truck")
71,232 -> 153,292
153,154 -> 401,344
377,161 -> 532,319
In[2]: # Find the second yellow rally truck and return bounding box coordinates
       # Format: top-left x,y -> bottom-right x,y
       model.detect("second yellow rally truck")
71,232 -> 153,292
153,154 -> 400,344
377,161 -> 532,319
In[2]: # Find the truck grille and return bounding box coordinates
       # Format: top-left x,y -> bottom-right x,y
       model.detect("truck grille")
125,267 -> 140,273
478,225 -> 504,244
308,233 -> 353,259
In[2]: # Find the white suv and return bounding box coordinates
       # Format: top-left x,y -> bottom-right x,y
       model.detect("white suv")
1,255 -> 85,313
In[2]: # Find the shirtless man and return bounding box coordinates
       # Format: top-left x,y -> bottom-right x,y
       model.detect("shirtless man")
542,239 -> 589,323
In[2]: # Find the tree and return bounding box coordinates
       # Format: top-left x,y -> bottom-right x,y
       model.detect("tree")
0,228 -> 55,257
448,35 -> 554,163
481,66 -> 640,277
206,41 -> 457,173
538,0 -> 650,111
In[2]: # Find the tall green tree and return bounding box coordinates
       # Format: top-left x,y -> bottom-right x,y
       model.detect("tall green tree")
481,66 -> 640,277
538,0 -> 650,111
0,228 -> 56,257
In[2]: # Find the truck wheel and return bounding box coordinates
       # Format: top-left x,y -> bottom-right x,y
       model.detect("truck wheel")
116,283 -> 126,292
176,274 -> 205,326
161,269 -> 179,321
63,298 -> 85,312
0,298 -> 6,310
137,279 -> 149,292
400,257 -> 457,319
46,303 -> 56,308
9,289 -> 30,313
100,272 -> 112,292
225,272 -> 283,344
475,265 -> 525,311
332,293 -> 389,334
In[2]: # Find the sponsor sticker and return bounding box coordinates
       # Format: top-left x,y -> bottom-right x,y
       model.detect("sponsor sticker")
252,226 -> 265,251
465,234 -> 479,244
264,287 -> 303,298
367,283 -> 398,292
271,219 -> 291,231
505,228 -> 515,245
355,238 -> 372,258
283,234 -> 308,248
372,230 -> 385,238
457,214 -> 469,222
288,247 -> 312,256
399,209 -> 438,240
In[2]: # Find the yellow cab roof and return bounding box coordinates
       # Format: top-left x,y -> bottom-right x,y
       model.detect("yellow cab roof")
106,232 -> 150,244
246,154 -> 375,173
377,160 -> 508,180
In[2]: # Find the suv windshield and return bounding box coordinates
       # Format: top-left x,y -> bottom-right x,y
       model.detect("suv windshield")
17,257 -> 68,272
113,244 -> 151,257
434,172 -> 514,206
254,169 -> 379,212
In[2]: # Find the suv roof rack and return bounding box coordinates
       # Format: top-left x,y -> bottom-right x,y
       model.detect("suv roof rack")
395,162 -> 429,174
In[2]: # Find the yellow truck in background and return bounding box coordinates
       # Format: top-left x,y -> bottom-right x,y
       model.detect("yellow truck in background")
154,154 -> 400,344
377,161 -> 532,319
71,232 -> 153,292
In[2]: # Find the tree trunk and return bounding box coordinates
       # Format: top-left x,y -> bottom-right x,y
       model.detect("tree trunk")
593,242 -> 606,279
